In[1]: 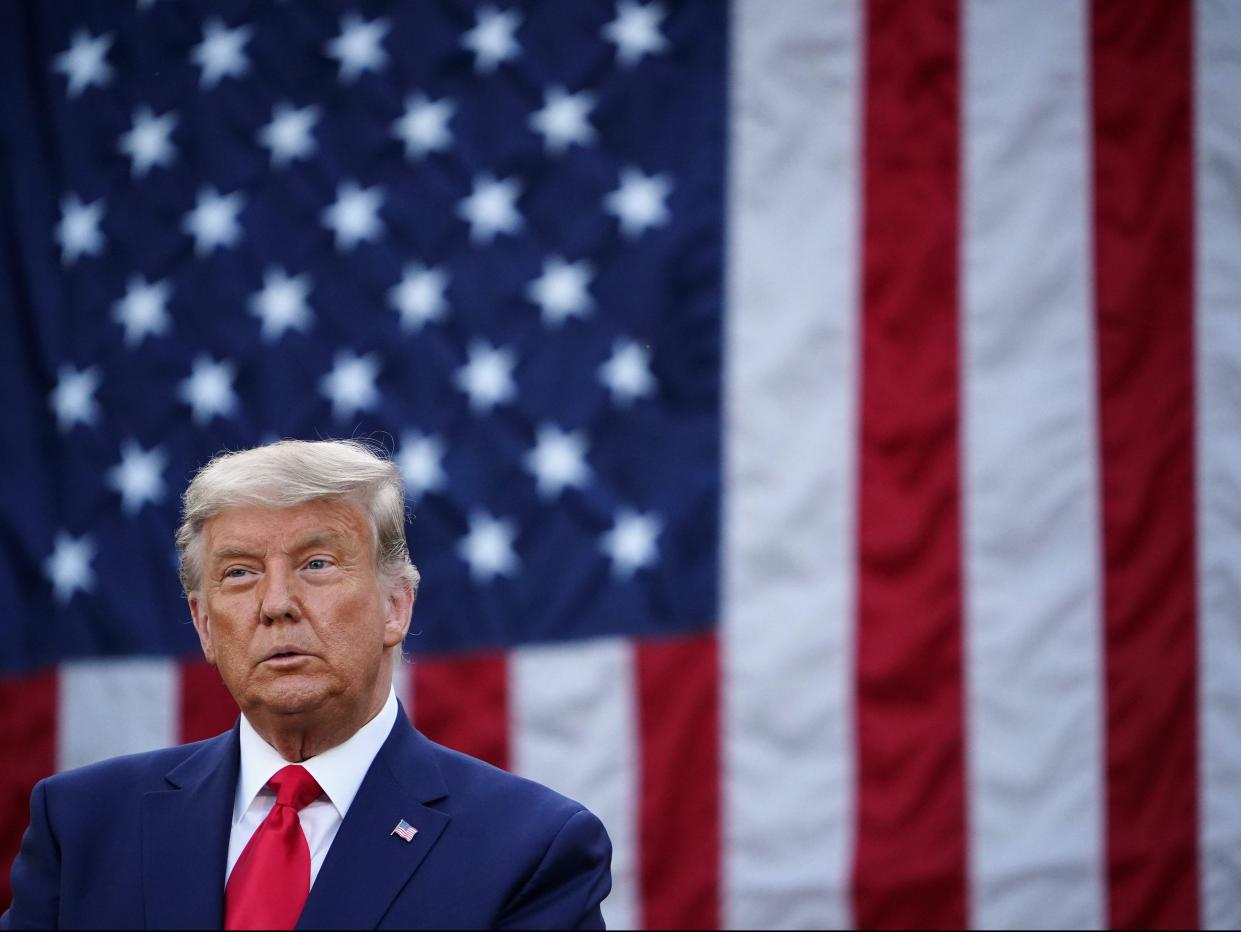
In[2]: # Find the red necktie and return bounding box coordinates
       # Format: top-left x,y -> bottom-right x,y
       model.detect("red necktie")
224,765 -> 324,931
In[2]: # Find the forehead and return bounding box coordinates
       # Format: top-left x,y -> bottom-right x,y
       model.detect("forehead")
202,497 -> 373,554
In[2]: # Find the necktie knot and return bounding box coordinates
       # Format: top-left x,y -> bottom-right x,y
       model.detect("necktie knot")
268,764 -> 323,811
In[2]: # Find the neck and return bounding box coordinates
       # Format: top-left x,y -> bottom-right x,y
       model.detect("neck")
248,679 -> 391,762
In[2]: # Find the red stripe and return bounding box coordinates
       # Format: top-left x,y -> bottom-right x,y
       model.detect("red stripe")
180,659 -> 240,743
412,651 -> 509,771
1090,2 -> 1200,926
854,0 -> 966,926
0,669 -> 57,906
635,632 -> 719,930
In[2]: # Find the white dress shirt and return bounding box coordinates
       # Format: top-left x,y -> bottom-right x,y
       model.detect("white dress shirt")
225,686 -> 399,888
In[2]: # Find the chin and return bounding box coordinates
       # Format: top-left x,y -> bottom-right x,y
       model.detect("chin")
252,677 -> 333,717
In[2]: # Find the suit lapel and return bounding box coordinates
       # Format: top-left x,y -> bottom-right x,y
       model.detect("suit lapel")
141,729 -> 239,930
297,714 -> 450,931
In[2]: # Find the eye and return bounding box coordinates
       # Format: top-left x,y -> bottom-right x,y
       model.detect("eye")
224,567 -> 250,579
305,558 -> 331,571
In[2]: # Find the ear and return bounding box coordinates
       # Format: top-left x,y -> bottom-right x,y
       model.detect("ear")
382,580 -> 415,651
188,594 -> 217,666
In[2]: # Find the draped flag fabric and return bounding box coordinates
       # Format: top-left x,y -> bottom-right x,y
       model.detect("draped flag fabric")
2,1 -> 1240,929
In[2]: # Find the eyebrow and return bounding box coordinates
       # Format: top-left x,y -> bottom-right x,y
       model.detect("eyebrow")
209,546 -> 259,563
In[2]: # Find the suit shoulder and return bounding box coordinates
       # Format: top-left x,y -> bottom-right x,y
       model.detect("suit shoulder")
422,738 -> 592,824
41,732 -> 229,797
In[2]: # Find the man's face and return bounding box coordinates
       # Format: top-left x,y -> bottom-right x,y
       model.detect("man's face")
188,497 -> 411,727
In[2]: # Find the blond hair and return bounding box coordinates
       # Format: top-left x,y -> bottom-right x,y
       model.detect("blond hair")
175,439 -> 419,598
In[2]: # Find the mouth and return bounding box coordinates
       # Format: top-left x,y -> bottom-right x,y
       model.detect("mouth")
261,650 -> 313,665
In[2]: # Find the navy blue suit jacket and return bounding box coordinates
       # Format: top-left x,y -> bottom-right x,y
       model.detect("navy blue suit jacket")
2,711 -> 611,930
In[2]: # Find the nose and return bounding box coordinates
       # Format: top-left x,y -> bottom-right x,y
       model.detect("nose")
258,562 -> 302,625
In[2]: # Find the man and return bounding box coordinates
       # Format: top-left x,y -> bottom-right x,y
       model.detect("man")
3,440 -> 612,930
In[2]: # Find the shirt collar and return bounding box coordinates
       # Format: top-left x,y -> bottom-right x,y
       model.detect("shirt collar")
234,686 -> 399,824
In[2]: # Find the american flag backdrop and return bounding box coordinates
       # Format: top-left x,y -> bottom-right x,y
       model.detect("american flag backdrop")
1,0 -> 1240,928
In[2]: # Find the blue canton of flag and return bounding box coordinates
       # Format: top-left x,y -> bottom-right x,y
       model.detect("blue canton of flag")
0,0 -> 726,670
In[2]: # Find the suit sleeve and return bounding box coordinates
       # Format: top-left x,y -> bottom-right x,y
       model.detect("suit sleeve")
498,808 -> 613,931
2,780 -> 61,930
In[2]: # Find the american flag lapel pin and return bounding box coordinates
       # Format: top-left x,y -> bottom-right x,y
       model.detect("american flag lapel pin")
391,819 -> 418,843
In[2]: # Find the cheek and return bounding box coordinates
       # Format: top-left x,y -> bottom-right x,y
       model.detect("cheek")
207,601 -> 255,654
318,590 -> 388,650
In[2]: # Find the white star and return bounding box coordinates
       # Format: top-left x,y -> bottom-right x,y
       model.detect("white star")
458,174 -> 523,243
325,14 -> 390,82
49,365 -> 101,432
56,194 -> 105,265
112,275 -> 172,347
44,532 -> 96,604
527,256 -> 594,327
392,94 -> 455,160
604,166 -> 673,237
179,356 -> 238,424
249,267 -> 313,342
182,187 -> 245,255
599,339 -> 656,405
529,87 -> 596,154
320,351 -> 381,421
461,6 -> 521,74
259,103 -> 320,168
525,425 -> 591,499
601,508 -> 662,578
455,341 -> 517,413
398,431 -> 447,502
603,1 -> 669,66
117,107 -> 177,177
108,440 -> 167,515
458,511 -> 519,582
389,263 -> 449,331
322,181 -> 385,251
191,19 -> 252,88
52,30 -> 113,98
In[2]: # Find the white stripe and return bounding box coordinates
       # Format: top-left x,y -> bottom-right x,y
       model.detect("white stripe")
57,658 -> 178,772
722,1 -> 859,927
509,638 -> 639,931
1195,3 -> 1241,927
960,3 -> 1106,928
